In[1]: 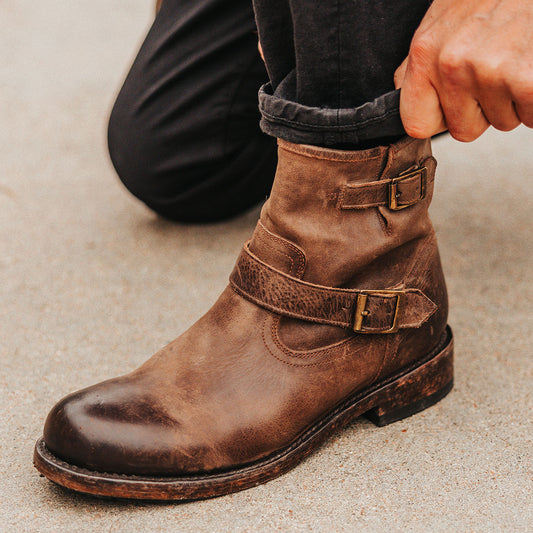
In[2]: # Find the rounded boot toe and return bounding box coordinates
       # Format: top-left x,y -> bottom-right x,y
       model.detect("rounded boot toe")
42,378 -> 198,476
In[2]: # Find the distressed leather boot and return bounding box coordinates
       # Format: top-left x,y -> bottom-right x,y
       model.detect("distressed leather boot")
34,137 -> 453,500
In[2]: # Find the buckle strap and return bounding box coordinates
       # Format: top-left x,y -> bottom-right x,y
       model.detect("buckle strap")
230,244 -> 437,334
338,166 -> 427,211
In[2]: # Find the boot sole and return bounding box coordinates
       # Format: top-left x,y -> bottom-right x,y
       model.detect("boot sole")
33,326 -> 453,501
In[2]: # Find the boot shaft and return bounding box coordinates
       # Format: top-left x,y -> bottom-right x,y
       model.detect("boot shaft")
255,137 -> 437,287
247,136 -> 448,369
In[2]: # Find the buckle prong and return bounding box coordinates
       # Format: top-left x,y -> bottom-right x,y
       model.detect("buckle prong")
388,167 -> 427,210
352,291 -> 404,334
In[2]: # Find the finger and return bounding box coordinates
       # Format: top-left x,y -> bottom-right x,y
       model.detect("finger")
478,87 -> 521,132
515,101 -> 533,128
400,69 -> 447,138
394,57 -> 408,89
438,87 -> 490,142
511,83 -> 533,127
433,53 -> 491,142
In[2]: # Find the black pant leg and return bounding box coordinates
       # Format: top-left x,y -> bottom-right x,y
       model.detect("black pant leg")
108,0 -> 277,223
253,0 -> 433,146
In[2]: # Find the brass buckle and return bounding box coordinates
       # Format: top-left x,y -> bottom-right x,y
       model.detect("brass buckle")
352,291 -> 404,334
388,167 -> 427,211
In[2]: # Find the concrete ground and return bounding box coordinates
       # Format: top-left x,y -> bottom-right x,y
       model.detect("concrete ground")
1,1 -> 532,531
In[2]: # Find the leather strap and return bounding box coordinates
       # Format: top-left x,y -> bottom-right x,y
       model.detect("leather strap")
230,244 -> 437,334
337,165 -> 428,211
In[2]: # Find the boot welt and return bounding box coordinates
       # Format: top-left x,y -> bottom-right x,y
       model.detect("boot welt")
33,326 -> 453,501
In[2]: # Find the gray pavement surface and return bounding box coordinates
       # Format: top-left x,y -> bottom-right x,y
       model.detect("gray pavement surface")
1,1 -> 532,532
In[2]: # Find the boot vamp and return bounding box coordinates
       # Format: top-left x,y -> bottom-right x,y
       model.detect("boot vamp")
43,287 -> 384,476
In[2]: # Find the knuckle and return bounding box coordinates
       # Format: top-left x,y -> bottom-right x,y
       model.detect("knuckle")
408,33 -> 434,68
476,58 -> 506,86
438,46 -> 469,83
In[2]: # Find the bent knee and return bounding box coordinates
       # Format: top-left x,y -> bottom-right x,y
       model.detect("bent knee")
108,102 -> 277,223
143,139 -> 277,223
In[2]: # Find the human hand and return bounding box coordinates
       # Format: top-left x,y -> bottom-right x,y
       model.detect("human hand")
394,0 -> 533,141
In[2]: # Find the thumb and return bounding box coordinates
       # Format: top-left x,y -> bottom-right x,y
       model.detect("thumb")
399,61 -> 447,138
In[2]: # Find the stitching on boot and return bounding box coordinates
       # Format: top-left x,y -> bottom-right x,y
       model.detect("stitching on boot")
272,316 -> 355,360
262,315 -> 357,368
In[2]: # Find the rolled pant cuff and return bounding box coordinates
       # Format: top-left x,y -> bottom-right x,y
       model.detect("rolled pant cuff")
258,83 -> 406,146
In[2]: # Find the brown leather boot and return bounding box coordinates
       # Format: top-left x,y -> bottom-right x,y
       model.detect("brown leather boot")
34,137 -> 453,500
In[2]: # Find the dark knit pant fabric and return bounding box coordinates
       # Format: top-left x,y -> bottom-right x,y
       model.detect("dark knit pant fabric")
108,0 -> 431,222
